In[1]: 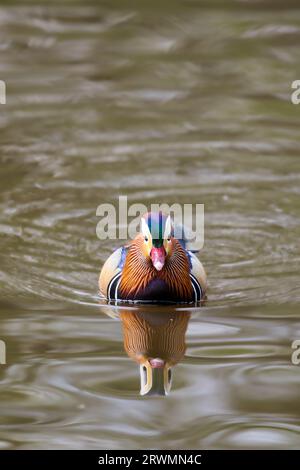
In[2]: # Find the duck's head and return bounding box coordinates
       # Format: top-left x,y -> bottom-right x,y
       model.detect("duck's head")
139,212 -> 173,271
120,211 -> 194,302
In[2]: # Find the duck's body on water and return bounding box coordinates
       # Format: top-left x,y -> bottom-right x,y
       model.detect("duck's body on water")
99,212 -> 207,304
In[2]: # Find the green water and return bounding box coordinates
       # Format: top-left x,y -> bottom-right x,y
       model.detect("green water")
0,0 -> 300,449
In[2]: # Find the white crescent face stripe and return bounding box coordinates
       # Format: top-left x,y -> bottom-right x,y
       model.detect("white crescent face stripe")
140,217 -> 152,241
190,273 -> 202,301
108,272 -> 122,301
163,215 -> 173,239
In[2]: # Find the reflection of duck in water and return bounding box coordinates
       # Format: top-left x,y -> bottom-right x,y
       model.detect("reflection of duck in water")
99,212 -> 207,303
120,308 -> 190,395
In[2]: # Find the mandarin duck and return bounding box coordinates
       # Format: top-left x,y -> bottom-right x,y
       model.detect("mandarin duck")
120,308 -> 190,395
99,211 -> 207,304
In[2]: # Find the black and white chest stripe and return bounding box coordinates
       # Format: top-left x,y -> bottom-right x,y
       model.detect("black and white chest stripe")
190,273 -> 203,302
107,271 -> 202,303
107,271 -> 122,301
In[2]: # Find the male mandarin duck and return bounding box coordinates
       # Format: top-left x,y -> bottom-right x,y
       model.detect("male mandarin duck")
99,211 -> 207,304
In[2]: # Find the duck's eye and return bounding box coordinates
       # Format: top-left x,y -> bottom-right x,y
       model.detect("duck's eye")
144,236 -> 148,243
167,236 -> 171,242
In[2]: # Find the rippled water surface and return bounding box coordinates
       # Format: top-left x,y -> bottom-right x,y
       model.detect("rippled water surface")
1,0 -> 300,449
